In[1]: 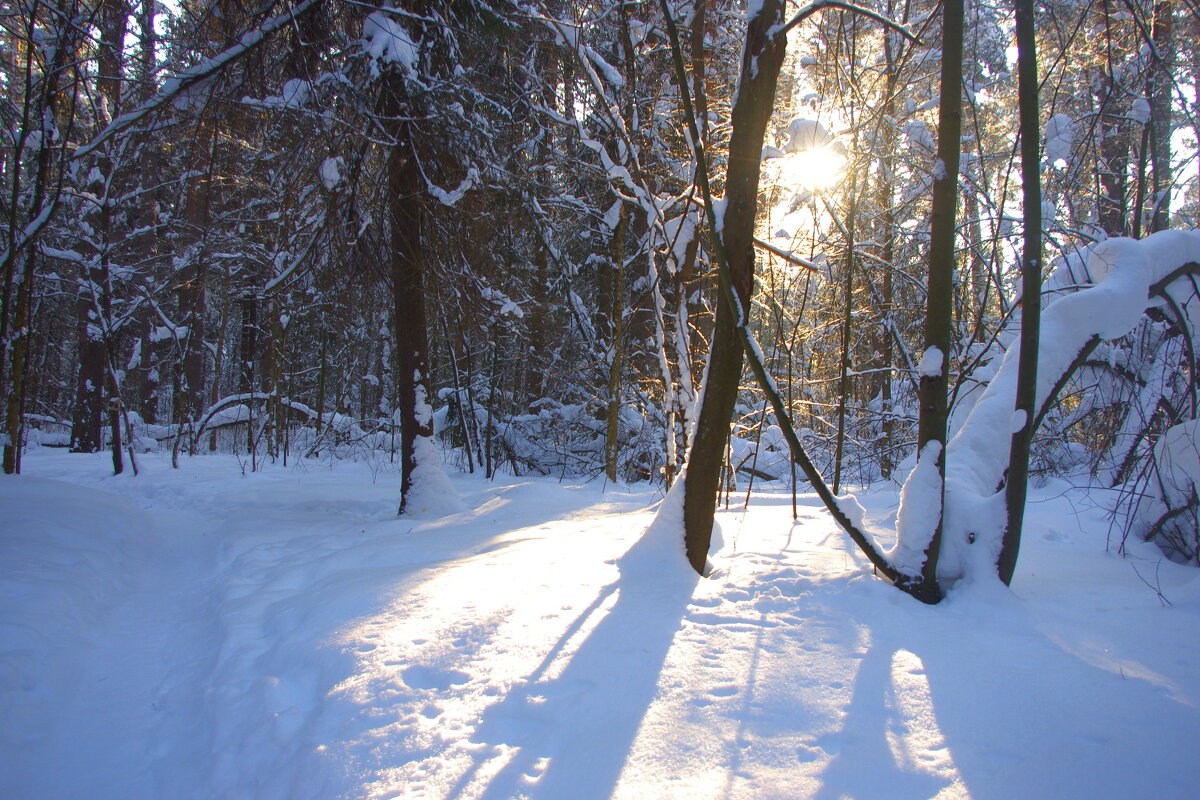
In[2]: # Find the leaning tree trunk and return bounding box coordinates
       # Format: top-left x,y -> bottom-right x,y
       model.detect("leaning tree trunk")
679,0 -> 788,574
661,0 -> 930,594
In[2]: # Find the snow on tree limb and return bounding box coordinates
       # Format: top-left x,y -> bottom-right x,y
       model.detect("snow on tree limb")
73,0 -> 323,163
926,230 -> 1200,584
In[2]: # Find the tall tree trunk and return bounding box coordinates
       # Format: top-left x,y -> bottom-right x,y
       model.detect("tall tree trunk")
525,239 -> 550,405
680,0 -> 788,574
207,273 -> 232,451
381,68 -> 436,513
177,118 -> 215,444
904,0 -> 965,597
1146,0 -> 1173,233
875,9 -> 902,480
690,0 -> 708,145
1096,0 -> 1129,238
998,0 -> 1044,585
238,294 -> 258,395
833,172 -> 858,494
3,5 -> 78,473
604,203 -> 629,483
70,319 -> 107,452
3,254 -> 37,472
71,0 -> 127,460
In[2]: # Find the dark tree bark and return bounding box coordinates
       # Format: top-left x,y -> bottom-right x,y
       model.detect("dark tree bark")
690,0 -> 709,145
604,202 -> 628,483
907,0 -> 964,596
70,320 -> 107,452
833,172 -> 859,495
238,294 -> 258,395
177,117 -> 215,440
1146,0 -> 1173,233
380,67 -> 435,513
999,0 -> 1044,585
681,0 -> 788,574
71,0 -> 128,458
3,5 -> 79,473
874,9 -> 904,481
1096,0 -> 1129,238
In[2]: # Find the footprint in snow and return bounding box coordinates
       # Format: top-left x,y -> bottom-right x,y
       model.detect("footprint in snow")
402,665 -> 470,691
816,731 -> 855,755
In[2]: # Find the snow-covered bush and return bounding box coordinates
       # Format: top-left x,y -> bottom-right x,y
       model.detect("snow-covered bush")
1128,421 -> 1200,565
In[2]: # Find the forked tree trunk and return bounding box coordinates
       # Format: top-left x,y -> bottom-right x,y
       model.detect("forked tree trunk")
3,8 -> 77,474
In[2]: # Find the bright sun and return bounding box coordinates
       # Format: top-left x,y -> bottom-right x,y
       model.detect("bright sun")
775,147 -> 845,191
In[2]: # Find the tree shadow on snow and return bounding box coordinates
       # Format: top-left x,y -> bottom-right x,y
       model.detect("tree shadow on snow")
810,639 -> 956,800
810,594 -> 1200,800
444,532 -> 699,800
901,603 -> 1199,800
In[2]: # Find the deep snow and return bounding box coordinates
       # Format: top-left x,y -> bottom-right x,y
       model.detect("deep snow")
3,450 -> 1199,799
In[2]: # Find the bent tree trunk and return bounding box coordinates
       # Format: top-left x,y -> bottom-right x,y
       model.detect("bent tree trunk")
664,0 -> 918,583
936,235 -> 1200,585
679,0 -> 788,574
665,0 -> 920,582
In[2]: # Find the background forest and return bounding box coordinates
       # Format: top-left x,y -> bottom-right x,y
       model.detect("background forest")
2,0 -> 1198,569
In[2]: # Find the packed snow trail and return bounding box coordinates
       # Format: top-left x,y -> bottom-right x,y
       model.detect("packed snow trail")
0,475 -> 222,797
3,451 -> 1200,799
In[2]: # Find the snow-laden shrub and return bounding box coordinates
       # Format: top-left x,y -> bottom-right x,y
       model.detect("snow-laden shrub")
1129,421 -> 1200,565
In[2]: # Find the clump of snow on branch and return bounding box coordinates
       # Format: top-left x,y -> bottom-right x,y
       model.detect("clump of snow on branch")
1044,114 -> 1074,168
427,167 -> 478,208
1041,200 -> 1057,229
1133,420 -> 1200,564
245,78 -> 311,109
319,157 -> 343,191
784,118 -> 832,153
917,347 -> 944,378
1129,97 -> 1151,125
363,12 -> 418,72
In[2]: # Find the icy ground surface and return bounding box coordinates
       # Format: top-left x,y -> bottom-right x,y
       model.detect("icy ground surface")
3,450 -> 1199,799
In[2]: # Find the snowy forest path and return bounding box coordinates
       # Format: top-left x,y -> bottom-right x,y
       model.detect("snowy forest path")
0,462 -> 229,800
42,494 -> 224,798
6,452 -> 1200,800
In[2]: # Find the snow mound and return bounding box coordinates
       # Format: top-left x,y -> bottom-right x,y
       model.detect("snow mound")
0,478 -> 141,748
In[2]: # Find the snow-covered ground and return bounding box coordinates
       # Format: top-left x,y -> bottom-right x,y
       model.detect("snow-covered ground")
3,450 -> 1199,799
